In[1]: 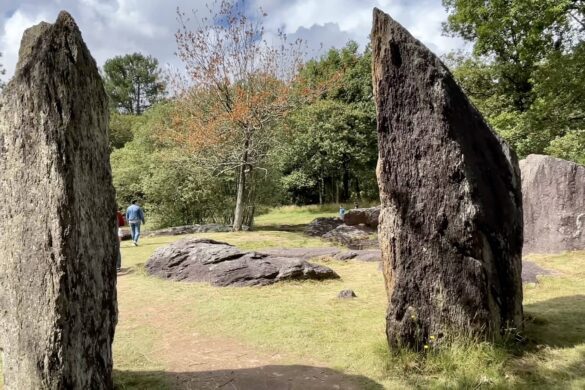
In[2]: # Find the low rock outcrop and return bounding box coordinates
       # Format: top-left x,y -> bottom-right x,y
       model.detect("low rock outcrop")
143,224 -> 247,238
304,217 -> 344,236
145,239 -> 339,286
521,154 -> 585,254
322,225 -> 375,247
343,207 -> 381,228
261,247 -> 381,262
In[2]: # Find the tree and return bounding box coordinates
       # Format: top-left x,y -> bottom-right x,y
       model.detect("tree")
103,53 -> 166,115
443,0 -> 584,111
443,0 -> 585,159
277,43 -> 378,204
170,0 -> 305,230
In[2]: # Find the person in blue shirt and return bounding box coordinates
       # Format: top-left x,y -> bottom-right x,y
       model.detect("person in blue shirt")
126,200 -> 145,246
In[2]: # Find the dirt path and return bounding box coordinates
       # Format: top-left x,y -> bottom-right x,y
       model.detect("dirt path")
156,333 -> 369,389
116,273 -> 377,390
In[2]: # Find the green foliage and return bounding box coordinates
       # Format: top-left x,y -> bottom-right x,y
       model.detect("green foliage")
110,101 -> 283,228
445,1 -> 585,161
277,43 -> 378,204
103,53 -> 166,115
109,112 -> 139,149
443,0 -> 581,111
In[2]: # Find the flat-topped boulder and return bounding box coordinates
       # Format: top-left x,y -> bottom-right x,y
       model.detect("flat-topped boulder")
343,207 -> 381,228
143,224 -> 248,238
322,224 -> 375,247
145,239 -> 340,286
305,217 -> 344,236
521,154 -> 585,254
261,247 -> 381,262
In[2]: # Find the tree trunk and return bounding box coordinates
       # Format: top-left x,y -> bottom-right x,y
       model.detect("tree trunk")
0,12 -> 117,388
342,160 -> 350,202
373,8 -> 523,350
319,176 -> 324,206
233,142 -> 249,231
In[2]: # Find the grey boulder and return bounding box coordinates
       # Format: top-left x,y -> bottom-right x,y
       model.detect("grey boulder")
305,217 -> 344,237
343,207 -> 381,228
521,154 -> 585,254
145,239 -> 339,286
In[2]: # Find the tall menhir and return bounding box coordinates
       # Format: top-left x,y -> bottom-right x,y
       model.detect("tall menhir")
372,8 -> 523,350
0,12 -> 117,388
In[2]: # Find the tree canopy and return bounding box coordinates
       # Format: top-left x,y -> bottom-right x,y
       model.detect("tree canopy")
444,0 -> 585,160
103,52 -> 166,115
169,0 -> 306,230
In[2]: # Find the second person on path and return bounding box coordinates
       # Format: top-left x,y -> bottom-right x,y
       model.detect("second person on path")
126,200 -> 145,246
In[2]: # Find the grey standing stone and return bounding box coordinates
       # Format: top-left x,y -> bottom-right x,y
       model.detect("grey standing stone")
372,8 -> 523,350
0,12 -> 117,389
520,154 -> 585,254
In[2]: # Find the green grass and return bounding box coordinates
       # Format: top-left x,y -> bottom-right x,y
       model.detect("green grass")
2,206 -> 585,389
254,204 -> 340,227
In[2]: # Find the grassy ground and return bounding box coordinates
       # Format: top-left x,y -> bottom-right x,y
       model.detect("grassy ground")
1,206 -> 585,389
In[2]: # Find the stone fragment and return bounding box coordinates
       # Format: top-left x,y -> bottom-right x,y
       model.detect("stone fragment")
337,290 -> 357,299
0,12 -> 117,389
343,206 -> 381,228
372,8 -> 523,349
520,154 -> 585,254
145,239 -> 339,286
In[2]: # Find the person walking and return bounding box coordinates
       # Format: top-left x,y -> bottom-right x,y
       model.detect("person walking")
126,200 -> 145,246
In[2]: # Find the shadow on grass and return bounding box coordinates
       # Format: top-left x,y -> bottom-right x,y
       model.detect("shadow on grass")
114,365 -> 384,390
524,295 -> 585,348
253,224 -> 308,232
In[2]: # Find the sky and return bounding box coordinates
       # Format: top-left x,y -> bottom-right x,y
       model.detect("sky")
0,0 -> 467,80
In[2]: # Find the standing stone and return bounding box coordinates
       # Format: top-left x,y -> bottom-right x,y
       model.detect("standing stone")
0,12 -> 117,389
521,154 -> 585,254
372,9 -> 523,350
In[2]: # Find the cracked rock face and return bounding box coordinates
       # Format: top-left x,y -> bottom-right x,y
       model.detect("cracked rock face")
521,154 -> 585,254
0,11 -> 117,389
372,8 -> 523,349
145,239 -> 340,286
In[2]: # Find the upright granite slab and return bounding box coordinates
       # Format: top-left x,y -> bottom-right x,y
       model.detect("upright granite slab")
372,9 -> 523,349
0,12 -> 117,389
521,154 -> 585,253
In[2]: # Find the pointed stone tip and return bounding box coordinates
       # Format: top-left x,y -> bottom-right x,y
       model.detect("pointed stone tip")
56,10 -> 78,29
14,10 -> 81,75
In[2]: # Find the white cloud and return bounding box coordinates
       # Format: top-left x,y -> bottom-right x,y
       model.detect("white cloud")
0,0 -> 467,81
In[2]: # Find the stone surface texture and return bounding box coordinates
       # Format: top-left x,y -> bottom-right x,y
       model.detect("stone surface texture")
304,217 -> 344,236
372,8 -> 523,349
322,224 -> 375,247
261,247 -> 381,262
521,154 -> 585,254
343,207 -> 381,228
0,12 -> 117,389
146,239 -> 339,286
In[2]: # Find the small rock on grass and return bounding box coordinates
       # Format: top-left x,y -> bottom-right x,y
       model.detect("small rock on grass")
337,289 -> 357,299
